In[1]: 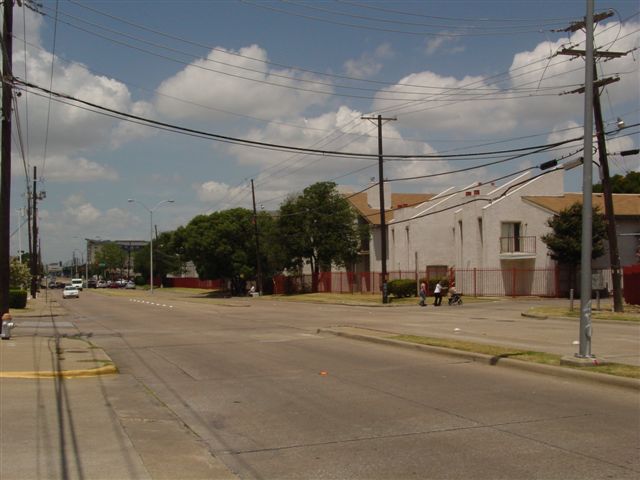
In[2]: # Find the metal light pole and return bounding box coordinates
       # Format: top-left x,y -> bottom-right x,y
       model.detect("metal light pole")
128,199 -> 174,294
578,0 -> 595,358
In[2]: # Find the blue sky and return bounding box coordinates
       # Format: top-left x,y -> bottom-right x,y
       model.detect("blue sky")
8,0 -> 639,264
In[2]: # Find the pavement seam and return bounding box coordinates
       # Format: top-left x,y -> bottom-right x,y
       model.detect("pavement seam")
318,327 -> 640,391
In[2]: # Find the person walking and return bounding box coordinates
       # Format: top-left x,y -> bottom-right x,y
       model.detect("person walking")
419,281 -> 427,307
433,281 -> 443,306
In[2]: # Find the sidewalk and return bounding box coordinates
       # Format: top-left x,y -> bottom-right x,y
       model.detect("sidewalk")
0,294 -> 238,480
0,295 -> 116,379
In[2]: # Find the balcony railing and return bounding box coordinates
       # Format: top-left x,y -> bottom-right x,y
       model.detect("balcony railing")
499,236 -> 536,255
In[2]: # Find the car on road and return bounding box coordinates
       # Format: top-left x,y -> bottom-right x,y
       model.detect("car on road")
71,278 -> 84,291
62,285 -> 80,299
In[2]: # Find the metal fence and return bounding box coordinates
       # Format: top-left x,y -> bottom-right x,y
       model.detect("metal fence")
271,266 -> 617,298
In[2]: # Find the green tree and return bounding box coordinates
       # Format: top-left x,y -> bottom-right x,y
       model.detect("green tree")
9,258 -> 31,289
175,208 -> 277,295
95,242 -> 126,279
593,171 -> 640,193
133,232 -> 182,284
278,181 -> 365,276
541,202 -> 607,267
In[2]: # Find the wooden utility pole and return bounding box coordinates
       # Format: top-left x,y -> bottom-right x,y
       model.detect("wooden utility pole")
0,0 -> 13,314
558,10 -> 628,313
30,166 -> 38,298
251,179 -> 263,295
361,114 -> 396,303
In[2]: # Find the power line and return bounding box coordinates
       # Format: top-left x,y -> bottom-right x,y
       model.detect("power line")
14,77 -> 594,161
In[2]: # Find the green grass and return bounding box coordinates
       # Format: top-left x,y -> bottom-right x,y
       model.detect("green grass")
267,292 -> 494,306
392,334 -> 640,379
526,304 -> 640,322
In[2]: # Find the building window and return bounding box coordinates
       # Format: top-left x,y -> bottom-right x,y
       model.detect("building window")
501,222 -> 521,252
478,218 -> 483,245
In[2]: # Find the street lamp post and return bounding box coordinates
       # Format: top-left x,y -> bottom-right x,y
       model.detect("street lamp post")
128,199 -> 174,294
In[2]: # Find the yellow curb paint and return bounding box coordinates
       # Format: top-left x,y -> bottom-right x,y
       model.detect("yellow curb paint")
0,365 -> 118,379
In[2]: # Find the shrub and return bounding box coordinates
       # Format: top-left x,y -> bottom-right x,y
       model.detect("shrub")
388,279 -> 416,297
9,289 -> 27,309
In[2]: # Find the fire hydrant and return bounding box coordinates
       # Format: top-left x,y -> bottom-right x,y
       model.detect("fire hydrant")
1,313 -> 15,340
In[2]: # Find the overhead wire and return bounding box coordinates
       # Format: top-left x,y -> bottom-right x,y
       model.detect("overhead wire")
240,0 -> 565,37
41,0 -> 60,179
13,77 -> 594,162
281,0 -> 569,32
36,4 -> 582,102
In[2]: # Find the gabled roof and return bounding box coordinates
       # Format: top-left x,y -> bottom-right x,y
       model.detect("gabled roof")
346,192 -> 435,225
523,193 -> 640,216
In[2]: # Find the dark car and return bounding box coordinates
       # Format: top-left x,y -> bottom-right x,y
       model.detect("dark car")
87,279 -> 97,288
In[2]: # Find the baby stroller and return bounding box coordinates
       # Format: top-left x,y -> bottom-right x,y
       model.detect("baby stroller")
448,291 -> 463,306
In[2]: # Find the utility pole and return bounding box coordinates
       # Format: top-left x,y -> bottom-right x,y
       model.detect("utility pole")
251,179 -> 263,295
361,114 -> 396,303
0,0 -> 13,315
30,166 -> 38,298
558,9 -> 628,313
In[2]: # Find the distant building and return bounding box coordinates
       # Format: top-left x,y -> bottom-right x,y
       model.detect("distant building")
86,239 -> 148,276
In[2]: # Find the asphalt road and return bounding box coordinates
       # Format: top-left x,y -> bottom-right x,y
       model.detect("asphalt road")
55,291 -> 639,479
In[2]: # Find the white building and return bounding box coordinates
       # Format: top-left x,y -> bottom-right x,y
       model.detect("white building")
346,168 -> 640,296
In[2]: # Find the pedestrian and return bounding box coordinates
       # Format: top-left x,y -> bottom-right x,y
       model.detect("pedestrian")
419,281 -> 427,307
433,280 -> 443,306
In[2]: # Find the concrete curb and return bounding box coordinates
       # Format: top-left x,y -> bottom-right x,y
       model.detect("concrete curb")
318,327 -> 640,391
0,364 -> 118,379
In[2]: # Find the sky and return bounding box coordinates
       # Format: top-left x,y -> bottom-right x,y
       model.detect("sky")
6,0 -> 640,264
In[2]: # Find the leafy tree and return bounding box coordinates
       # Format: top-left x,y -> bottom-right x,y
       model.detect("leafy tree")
175,208 -> 276,295
593,171 -> 640,194
541,202 -> 607,266
95,242 -> 126,279
133,231 -> 182,284
278,181 -> 365,276
9,258 -> 31,289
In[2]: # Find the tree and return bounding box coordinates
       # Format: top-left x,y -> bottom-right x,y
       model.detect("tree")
278,181 -> 365,276
541,202 -> 607,267
95,242 -> 126,279
9,258 -> 31,289
593,171 -> 640,193
175,208 -> 277,295
133,231 -> 182,284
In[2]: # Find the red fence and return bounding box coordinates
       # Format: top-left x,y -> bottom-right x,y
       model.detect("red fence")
165,277 -> 223,289
623,265 -> 640,305
272,267 -> 616,298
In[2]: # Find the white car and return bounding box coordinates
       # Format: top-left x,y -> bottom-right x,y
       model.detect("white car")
62,285 -> 80,299
71,278 -> 84,291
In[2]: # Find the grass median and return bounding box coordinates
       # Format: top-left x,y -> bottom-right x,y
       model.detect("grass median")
525,303 -> 640,322
392,334 -> 640,379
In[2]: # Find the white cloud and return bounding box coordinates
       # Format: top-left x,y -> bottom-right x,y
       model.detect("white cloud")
155,44 -> 329,121
195,180 -> 258,209
38,156 -> 119,182
66,202 -> 101,225
343,43 -> 394,78
425,35 -> 465,56
373,20 -> 639,139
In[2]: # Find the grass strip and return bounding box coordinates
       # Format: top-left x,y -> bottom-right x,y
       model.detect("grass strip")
392,334 -> 640,379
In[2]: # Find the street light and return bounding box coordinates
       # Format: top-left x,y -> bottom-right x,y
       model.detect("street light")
128,199 -> 174,294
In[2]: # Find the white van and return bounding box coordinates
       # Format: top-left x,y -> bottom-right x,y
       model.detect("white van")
71,278 -> 84,291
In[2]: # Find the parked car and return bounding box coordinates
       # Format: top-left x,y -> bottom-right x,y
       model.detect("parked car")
87,279 -> 97,288
62,285 -> 79,299
96,280 -> 107,288
125,280 -> 136,289
48,281 -> 57,289
71,278 -> 84,291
